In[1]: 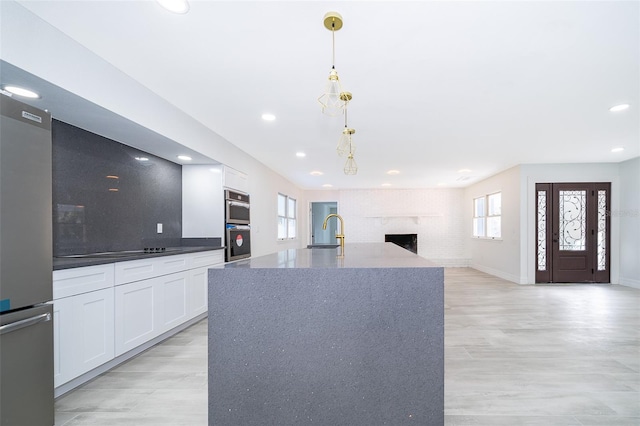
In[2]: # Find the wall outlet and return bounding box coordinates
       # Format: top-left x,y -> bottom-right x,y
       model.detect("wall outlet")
157,223 -> 163,234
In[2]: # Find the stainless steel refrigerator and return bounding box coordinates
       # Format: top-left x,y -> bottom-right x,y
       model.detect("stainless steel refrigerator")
0,94 -> 54,425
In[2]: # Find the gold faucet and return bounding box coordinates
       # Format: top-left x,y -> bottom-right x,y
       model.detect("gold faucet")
322,213 -> 345,251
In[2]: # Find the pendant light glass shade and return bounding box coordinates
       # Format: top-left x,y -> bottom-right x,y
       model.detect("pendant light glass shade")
344,153 -> 358,175
337,127 -> 356,157
318,69 -> 345,117
336,91 -> 355,156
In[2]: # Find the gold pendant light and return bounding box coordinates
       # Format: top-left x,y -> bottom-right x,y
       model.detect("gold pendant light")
336,92 -> 355,157
344,153 -> 358,175
318,11 -> 359,175
318,12 -> 348,117
338,93 -> 358,175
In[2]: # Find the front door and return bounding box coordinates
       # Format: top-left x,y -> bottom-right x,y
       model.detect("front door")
536,183 -> 611,283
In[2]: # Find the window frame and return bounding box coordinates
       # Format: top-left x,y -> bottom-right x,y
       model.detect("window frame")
277,193 -> 297,240
472,191 -> 502,240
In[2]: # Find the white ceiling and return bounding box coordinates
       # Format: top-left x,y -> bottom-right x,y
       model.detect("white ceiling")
5,0 -> 640,189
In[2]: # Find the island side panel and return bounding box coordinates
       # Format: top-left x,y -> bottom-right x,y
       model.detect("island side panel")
208,267 -> 444,425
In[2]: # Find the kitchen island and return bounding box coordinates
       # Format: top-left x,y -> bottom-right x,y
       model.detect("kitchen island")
208,243 -> 444,425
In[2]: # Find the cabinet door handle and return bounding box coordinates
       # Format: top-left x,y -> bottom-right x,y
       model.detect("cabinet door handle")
0,312 -> 51,336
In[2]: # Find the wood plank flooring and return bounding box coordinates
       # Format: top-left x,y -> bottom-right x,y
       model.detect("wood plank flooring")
55,268 -> 640,425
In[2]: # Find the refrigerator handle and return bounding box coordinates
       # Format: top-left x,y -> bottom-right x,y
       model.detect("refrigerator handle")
0,312 -> 52,336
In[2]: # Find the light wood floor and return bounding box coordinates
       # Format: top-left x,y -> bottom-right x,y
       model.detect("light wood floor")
55,268 -> 640,425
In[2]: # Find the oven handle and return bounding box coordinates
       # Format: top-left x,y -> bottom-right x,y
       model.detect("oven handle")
227,224 -> 251,230
227,201 -> 250,208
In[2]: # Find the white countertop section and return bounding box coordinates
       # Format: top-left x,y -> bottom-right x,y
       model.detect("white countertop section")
225,242 -> 437,269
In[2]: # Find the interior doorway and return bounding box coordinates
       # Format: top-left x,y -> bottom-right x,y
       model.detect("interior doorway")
536,183 -> 611,283
310,202 -> 338,245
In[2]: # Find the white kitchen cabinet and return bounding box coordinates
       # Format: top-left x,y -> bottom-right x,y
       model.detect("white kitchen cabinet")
189,250 -> 224,269
71,288 -> 115,377
51,297 -> 73,387
158,271 -> 189,332
223,165 -> 249,193
187,251 -> 224,318
188,267 -> 208,318
54,249 -> 224,392
53,263 -> 114,300
182,164 -> 224,238
114,270 -> 190,357
115,254 -> 189,285
52,287 -> 115,388
114,278 -> 161,356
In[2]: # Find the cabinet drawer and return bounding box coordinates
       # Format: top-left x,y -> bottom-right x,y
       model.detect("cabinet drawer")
188,250 -> 224,268
115,255 -> 189,285
53,264 -> 115,300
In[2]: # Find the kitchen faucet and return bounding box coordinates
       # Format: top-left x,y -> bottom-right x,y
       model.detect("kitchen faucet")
322,213 -> 345,252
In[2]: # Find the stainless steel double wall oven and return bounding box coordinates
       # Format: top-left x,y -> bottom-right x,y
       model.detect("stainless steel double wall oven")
225,189 -> 251,261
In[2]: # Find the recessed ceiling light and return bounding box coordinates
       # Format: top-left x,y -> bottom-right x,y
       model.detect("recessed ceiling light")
609,104 -> 630,112
386,170 -> 400,175
381,183 -> 391,187
3,85 -> 40,99
135,157 -> 149,162
310,171 -> 323,176
177,155 -> 192,161
156,0 -> 189,14
106,175 -> 119,179
457,168 -> 472,173
611,147 -> 625,153
296,152 -> 306,158
322,184 -> 333,188
262,113 -> 276,121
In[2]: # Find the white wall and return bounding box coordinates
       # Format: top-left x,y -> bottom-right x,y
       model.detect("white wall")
306,188 -> 470,266
245,167 -> 306,257
618,157 -> 640,289
465,166 -> 523,283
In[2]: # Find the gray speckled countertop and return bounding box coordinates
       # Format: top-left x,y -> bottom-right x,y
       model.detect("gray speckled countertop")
53,246 -> 225,270
225,242 -> 436,269
208,242 -> 444,424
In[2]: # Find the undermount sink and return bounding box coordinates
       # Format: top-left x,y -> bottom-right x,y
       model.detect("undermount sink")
306,244 -> 340,249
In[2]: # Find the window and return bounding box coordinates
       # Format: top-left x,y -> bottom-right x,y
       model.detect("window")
473,192 -> 501,238
277,193 -> 297,239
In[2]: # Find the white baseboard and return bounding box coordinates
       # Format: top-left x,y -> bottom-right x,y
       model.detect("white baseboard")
422,258 -> 471,267
470,263 -> 525,284
618,276 -> 640,290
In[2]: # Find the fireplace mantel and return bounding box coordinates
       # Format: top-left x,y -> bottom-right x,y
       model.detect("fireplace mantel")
364,213 -> 443,225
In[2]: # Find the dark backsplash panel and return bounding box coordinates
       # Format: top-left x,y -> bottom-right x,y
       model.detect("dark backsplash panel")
52,120 -> 182,255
